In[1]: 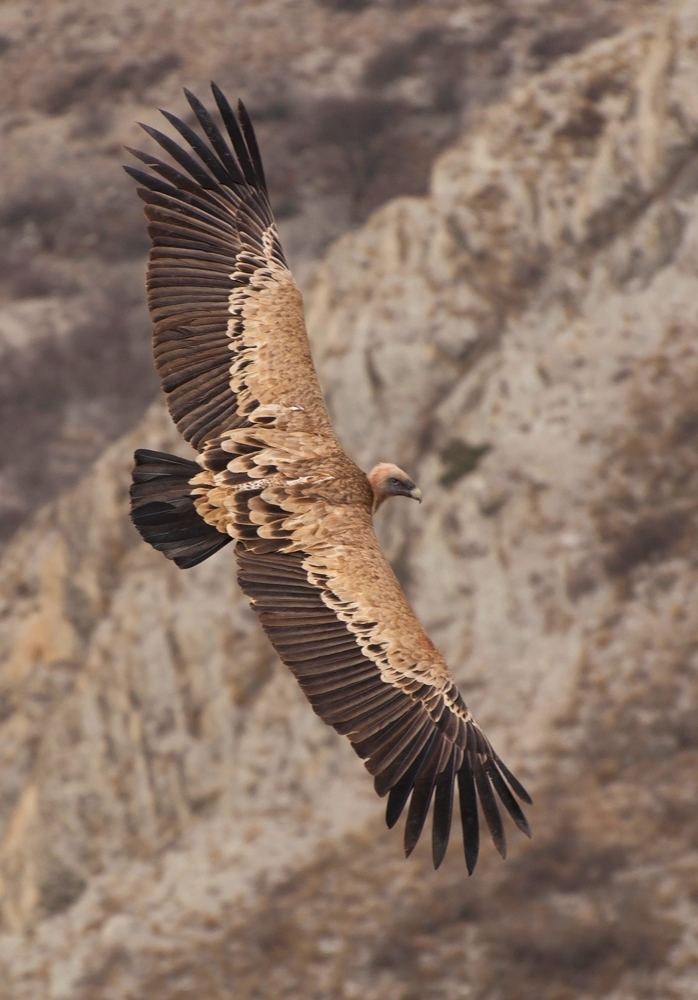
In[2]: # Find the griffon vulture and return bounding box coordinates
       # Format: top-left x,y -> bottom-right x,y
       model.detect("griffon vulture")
126,85 -> 531,873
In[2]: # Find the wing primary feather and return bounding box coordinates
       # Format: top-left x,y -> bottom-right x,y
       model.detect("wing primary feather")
472,754 -> 506,860
457,754 -> 480,875
183,88 -> 246,186
386,781 -> 412,830
493,753 -> 533,805
210,82 -> 257,187
124,145 -> 160,166
138,122 -> 222,191
130,163 -> 239,225
125,146 -> 219,203
159,108 -> 235,189
485,760 -> 532,838
237,99 -> 268,194
432,750 -> 457,869
383,733 -> 436,827
123,165 -> 184,201
403,742 -> 442,858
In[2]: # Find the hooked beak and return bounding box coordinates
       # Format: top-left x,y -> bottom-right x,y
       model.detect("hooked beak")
408,485 -> 423,503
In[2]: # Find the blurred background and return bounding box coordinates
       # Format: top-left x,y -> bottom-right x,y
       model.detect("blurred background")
1,0 -> 697,997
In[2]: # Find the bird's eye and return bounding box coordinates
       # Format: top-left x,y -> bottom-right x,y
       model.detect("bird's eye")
389,477 -> 401,487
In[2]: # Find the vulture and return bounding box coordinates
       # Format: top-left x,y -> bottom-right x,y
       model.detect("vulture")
126,84 -> 532,873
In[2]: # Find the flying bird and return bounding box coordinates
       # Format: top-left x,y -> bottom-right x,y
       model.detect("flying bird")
126,84 -> 531,873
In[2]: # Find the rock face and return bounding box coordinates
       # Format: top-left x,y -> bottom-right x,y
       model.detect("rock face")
2,3 -> 698,998
0,0 -> 662,548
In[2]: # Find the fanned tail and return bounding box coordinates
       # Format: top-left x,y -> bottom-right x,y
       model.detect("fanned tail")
129,448 -> 231,569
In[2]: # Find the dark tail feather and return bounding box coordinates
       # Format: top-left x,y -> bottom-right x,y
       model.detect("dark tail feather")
130,448 -> 231,569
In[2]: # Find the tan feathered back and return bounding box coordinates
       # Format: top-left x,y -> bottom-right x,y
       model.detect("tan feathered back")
127,85 -> 531,873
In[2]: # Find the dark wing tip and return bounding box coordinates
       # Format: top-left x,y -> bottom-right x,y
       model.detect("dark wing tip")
210,82 -> 259,189
378,709 -> 531,872
472,752 -> 507,859
123,144 -> 156,165
403,749 -> 440,859
457,755 -> 480,875
237,98 -> 268,194
466,740 -> 534,866
486,758 -> 532,839
431,751 -> 456,869
494,753 -> 533,806
183,87 -> 246,186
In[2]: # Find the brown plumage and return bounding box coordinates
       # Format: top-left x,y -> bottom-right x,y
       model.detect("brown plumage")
126,84 -> 532,873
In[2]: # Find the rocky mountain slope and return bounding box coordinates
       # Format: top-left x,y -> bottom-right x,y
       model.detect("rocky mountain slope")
1,1 -> 698,998
0,0 -> 663,549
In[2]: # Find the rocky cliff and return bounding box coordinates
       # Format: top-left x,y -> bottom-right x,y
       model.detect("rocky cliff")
0,0 -> 662,549
1,3 -> 698,998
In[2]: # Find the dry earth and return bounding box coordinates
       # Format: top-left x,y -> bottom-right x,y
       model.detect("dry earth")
1,1 -> 698,998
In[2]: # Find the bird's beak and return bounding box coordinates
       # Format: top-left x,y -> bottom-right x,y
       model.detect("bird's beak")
409,486 -> 423,503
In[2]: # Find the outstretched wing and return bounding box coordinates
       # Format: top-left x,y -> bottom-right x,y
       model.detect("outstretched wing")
235,504 -> 531,873
124,84 -> 337,462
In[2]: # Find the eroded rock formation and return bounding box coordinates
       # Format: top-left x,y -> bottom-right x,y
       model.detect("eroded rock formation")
1,3 -> 698,997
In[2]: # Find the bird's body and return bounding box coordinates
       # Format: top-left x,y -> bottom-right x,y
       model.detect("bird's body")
126,84 -> 531,873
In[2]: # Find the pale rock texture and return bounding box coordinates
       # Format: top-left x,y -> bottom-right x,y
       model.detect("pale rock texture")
0,0 -> 654,547
1,4 -> 698,998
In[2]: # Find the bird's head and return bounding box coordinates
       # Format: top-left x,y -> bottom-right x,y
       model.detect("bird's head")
368,462 -> 422,512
